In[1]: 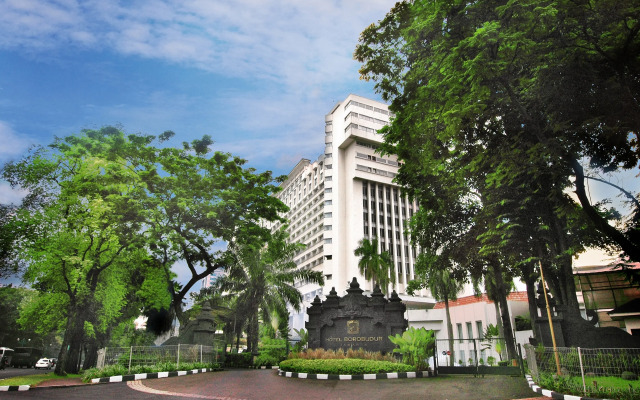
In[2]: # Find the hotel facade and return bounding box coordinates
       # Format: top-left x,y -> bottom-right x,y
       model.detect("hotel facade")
267,94 -> 436,332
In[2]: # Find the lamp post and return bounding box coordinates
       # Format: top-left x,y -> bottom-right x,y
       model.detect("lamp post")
538,261 -> 561,375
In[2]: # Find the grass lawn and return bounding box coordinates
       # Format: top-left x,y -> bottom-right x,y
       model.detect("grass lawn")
0,372 -> 82,387
571,375 -> 640,390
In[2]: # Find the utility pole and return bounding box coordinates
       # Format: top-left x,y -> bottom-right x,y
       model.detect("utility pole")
538,261 -> 561,375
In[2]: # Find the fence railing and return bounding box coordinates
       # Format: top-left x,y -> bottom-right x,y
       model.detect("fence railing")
435,338 -> 514,367
525,345 -> 640,398
97,343 -> 223,372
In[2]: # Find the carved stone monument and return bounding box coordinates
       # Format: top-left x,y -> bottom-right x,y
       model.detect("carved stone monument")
306,277 -> 407,353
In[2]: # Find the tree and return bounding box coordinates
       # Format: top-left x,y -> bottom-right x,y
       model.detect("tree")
354,0 -> 640,322
216,229 -> 323,353
137,134 -> 290,328
2,128 -> 172,374
408,254 -> 464,366
354,237 -> 395,294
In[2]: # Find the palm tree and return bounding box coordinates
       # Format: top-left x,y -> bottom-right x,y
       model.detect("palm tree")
411,253 -> 465,367
216,228 -> 324,353
354,237 -> 395,294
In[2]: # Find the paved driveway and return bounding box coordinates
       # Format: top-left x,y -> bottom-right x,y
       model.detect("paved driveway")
2,369 -> 545,400
139,369 -> 543,400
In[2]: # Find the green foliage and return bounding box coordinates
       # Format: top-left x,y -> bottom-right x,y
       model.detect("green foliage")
215,228 -> 323,353
224,353 -> 252,368
353,238 -> 394,294
287,348 -> 396,362
537,372 -> 640,400
291,328 -> 308,353
354,0 -> 640,331
486,356 -> 496,366
81,361 -> 220,382
279,358 -> 414,375
255,338 -> 287,367
622,371 -> 638,381
514,314 -> 532,331
388,327 -> 435,371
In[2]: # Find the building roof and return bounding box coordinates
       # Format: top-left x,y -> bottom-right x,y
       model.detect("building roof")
574,262 -> 640,275
433,291 -> 528,309
608,298 -> 640,318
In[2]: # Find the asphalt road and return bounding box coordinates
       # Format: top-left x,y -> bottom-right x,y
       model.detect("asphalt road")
1,369 -> 545,400
0,365 -> 50,380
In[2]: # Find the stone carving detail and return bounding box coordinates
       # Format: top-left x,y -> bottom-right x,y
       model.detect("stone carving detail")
306,277 -> 407,353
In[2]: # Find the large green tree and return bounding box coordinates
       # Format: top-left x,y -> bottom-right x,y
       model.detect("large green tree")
355,0 -> 640,318
2,128 -> 169,374
137,134 -> 289,328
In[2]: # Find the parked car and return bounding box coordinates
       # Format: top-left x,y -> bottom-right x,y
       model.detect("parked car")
35,358 -> 53,369
11,347 -> 43,368
0,347 -> 14,370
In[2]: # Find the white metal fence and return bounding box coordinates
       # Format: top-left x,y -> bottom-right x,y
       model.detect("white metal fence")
436,338 -> 514,367
526,345 -> 640,378
97,344 -> 222,371
525,345 -> 640,398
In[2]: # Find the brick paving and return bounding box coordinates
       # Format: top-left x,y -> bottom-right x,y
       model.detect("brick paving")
140,369 -> 547,400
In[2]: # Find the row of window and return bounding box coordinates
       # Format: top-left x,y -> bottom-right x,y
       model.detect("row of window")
345,112 -> 387,126
346,123 -> 377,135
456,321 -> 485,341
343,99 -> 392,117
356,164 -> 397,178
355,152 -> 399,167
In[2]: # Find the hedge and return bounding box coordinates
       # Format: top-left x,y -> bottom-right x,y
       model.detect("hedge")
279,358 -> 414,375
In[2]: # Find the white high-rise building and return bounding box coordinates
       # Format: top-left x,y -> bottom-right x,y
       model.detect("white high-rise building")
268,94 -> 436,332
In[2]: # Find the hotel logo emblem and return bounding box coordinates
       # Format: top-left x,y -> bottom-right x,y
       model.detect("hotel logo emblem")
347,320 -> 359,335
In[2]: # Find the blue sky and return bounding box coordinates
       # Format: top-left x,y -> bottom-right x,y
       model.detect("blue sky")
0,0 -> 398,203
0,1 -> 637,290
0,0 -> 398,289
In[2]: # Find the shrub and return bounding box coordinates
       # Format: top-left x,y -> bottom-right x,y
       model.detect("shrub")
388,327 -> 435,371
486,356 -> 496,366
224,353 -> 253,368
279,358 -> 414,375
622,371 -> 638,381
81,361 -> 220,382
287,348 -> 395,362
258,338 -> 287,365
497,360 -> 509,367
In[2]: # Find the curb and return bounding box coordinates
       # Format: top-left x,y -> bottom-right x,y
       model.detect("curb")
91,367 -> 219,384
278,369 -> 433,380
0,367 -> 221,391
254,366 -> 279,369
0,385 -> 30,392
525,374 -> 606,400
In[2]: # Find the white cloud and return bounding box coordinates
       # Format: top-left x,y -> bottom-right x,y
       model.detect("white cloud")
0,121 -> 36,164
0,182 -> 28,205
0,0 -> 395,91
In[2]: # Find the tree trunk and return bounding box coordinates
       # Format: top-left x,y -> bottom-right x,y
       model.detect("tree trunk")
444,295 -> 455,367
490,262 -> 517,361
82,339 -> 99,370
55,305 -> 86,375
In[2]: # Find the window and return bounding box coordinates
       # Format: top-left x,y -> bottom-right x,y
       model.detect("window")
324,212 -> 332,218
476,321 -> 483,339
325,188 -> 332,193
467,322 -> 473,340
324,238 -> 332,244
324,225 -> 332,230
325,255 -> 332,260
457,323 -> 463,342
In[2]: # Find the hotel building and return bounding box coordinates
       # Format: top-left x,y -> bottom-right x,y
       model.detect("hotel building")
267,94 -> 436,332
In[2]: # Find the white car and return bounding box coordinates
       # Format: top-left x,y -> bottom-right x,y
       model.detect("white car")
35,358 -> 53,369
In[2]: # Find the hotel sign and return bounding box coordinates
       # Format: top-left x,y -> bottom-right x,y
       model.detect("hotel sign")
306,277 -> 407,353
